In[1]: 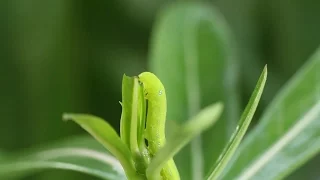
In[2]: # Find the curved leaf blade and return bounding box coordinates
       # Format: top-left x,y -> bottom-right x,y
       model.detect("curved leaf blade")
148,2 -> 239,179
0,161 -> 122,180
206,66 -> 267,179
222,47 -> 320,179
146,102 -> 223,179
63,114 -> 137,178
0,135 -> 125,180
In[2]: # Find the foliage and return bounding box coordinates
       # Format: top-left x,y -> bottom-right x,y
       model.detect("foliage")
1,1 -> 320,180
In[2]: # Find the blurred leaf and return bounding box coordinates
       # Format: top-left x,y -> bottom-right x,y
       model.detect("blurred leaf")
63,114 -> 137,178
286,154 -> 320,180
0,135 -> 125,180
165,120 -> 180,139
119,0 -> 166,26
0,151 -> 6,161
221,47 -> 320,179
149,2 -> 239,179
147,102 -> 223,179
6,2 -> 90,180
10,0 -> 88,145
206,66 -> 267,179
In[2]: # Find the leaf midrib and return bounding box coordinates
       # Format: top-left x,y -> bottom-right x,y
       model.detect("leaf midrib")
236,100 -> 320,180
0,161 -> 123,180
28,147 -> 123,172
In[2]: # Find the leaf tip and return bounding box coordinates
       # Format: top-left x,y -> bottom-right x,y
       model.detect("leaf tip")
259,64 -> 268,85
208,101 -> 224,117
216,101 -> 224,112
62,113 -> 74,122
263,64 -> 268,75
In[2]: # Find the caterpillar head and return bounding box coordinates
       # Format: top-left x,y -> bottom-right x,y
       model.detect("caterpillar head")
138,72 -> 165,99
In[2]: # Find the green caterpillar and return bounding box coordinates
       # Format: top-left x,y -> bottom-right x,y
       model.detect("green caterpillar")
138,72 -> 180,180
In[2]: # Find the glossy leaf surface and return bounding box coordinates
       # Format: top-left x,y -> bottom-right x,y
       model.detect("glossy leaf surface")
0,135 -> 125,180
221,47 -> 320,180
206,66 -> 267,179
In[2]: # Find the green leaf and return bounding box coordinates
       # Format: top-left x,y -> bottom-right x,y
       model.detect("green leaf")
221,47 -> 320,179
286,154 -> 320,180
146,102 -> 223,179
63,114 -> 137,179
120,74 -> 149,174
120,74 -> 143,156
120,74 -> 135,150
206,66 -> 267,180
148,2 -> 239,179
0,151 -> 6,161
0,135 -> 125,180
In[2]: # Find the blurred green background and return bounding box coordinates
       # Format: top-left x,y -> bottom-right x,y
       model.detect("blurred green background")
1,0 -> 319,179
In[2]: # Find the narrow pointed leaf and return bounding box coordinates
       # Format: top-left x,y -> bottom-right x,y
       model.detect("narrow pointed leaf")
221,47 -> 320,179
120,74 -> 135,149
206,66 -> 267,180
146,102 -> 223,179
120,74 -> 145,156
0,135 -> 125,180
120,74 -> 149,174
63,114 -> 137,178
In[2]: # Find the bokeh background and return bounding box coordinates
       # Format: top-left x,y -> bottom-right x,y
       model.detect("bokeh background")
1,0 -> 320,179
